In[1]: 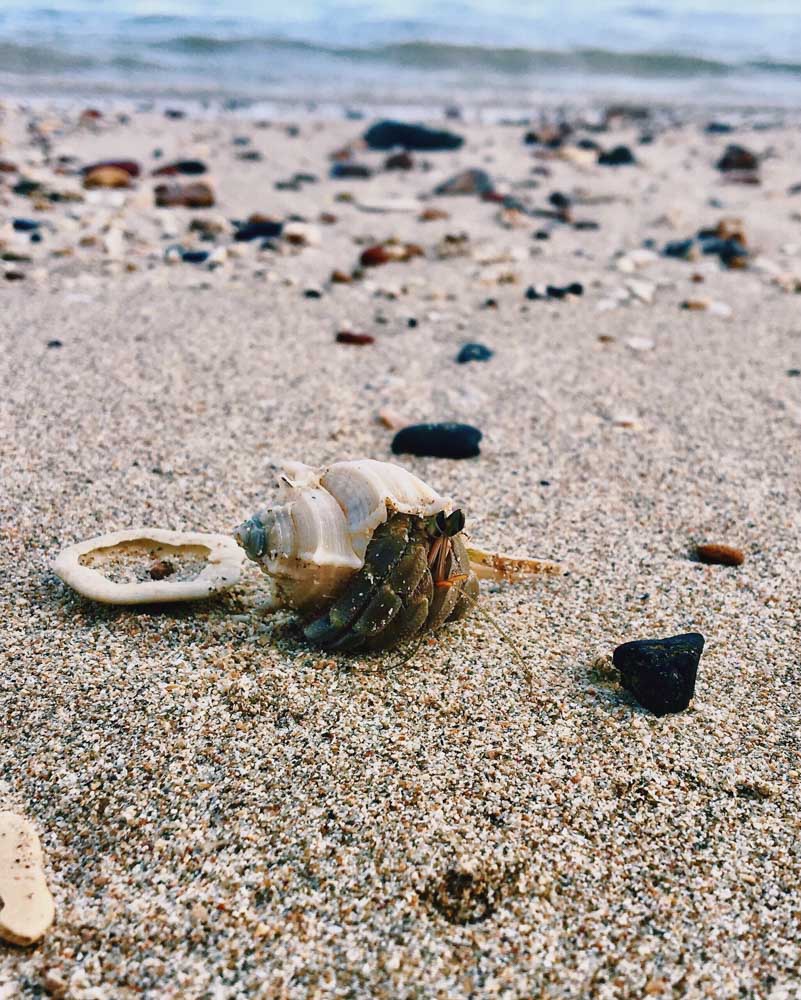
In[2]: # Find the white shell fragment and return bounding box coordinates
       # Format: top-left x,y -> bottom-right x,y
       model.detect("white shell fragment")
53,528 -> 245,604
0,812 -> 55,946
236,459 -> 451,613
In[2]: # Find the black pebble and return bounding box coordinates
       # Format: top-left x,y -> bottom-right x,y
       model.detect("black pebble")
391,423 -> 482,460
613,632 -> 705,716
181,250 -> 209,264
788,368 -> 801,377
457,343 -> 493,364
663,238 -> 695,260
598,145 -> 636,166
705,121 -> 734,134
13,218 -> 40,232
234,220 -> 283,241
363,120 -> 464,152
330,162 -> 372,180
407,317 -> 418,328
47,339 -> 63,349
304,288 -> 323,299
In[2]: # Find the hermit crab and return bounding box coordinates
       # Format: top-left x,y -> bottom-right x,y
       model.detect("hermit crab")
235,459 -> 558,653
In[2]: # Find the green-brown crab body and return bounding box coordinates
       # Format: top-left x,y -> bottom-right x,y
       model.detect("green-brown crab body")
302,510 -> 479,652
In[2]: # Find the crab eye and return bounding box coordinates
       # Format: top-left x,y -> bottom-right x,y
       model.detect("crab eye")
434,510 -> 449,535
445,509 -> 465,536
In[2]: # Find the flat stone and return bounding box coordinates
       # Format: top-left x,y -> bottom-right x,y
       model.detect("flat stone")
391,423 -> 482,459
364,120 -> 463,151
53,528 -> 244,604
613,632 -> 704,715
0,812 -> 55,946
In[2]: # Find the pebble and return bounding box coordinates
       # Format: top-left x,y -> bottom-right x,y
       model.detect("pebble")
434,169 -> 494,196
149,559 -> 175,580
154,181 -> 215,208
234,218 -> 283,241
12,218 -> 40,232
597,145 -> 636,166
83,165 -> 132,189
364,120 -> 463,151
385,151 -> 414,170
331,163 -> 372,180
695,543 -> 745,566
360,241 -> 423,267
716,144 -> 758,172
419,207 -> 450,222
456,343 -> 493,363
82,159 -> 140,178
181,250 -> 209,264
526,282 -> 583,300
152,159 -> 207,176
616,249 -> 659,273
612,632 -> 705,716
391,422 -> 482,459
336,331 -> 375,345
0,811 -> 55,946
626,336 -> 655,351
283,222 -> 321,247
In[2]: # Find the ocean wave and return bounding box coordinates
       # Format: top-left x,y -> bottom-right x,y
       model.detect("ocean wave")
145,35 -> 799,78
0,41 -> 95,73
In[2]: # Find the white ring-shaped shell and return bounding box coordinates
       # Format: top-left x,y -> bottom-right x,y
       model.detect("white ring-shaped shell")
53,528 -> 245,604
238,458 -> 452,612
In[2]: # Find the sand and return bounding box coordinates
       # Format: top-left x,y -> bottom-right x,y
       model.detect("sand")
1,100 -> 800,998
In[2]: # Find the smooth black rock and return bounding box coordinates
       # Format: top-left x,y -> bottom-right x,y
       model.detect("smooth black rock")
613,632 -> 704,716
391,423 -> 482,459
457,343 -> 493,364
234,220 -> 283,241
598,145 -> 636,166
181,250 -> 209,263
12,218 -> 40,232
698,236 -> 748,265
544,282 -> 583,299
47,339 -> 63,349
330,162 -> 372,180
663,238 -> 695,260
716,144 -> 758,172
705,121 -> 734,134
364,120 -> 463,151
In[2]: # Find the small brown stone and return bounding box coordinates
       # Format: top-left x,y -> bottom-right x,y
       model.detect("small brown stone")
681,298 -> 709,311
83,166 -> 132,189
336,331 -> 375,345
155,182 -> 215,208
149,559 -> 175,580
319,212 -> 338,225
330,269 -> 352,283
696,543 -> 744,566
419,207 -> 450,222
360,245 -> 391,267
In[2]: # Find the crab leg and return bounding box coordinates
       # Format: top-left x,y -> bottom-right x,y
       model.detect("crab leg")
467,546 -> 562,581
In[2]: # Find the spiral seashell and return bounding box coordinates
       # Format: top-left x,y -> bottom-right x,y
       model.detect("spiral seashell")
235,459 -> 452,615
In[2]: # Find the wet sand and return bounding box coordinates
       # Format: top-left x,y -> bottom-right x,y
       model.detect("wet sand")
1,101 -> 800,997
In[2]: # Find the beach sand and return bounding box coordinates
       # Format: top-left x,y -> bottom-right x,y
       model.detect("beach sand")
1,102 -> 800,997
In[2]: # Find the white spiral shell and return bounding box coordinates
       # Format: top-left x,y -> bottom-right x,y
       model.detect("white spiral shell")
236,459 -> 452,612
